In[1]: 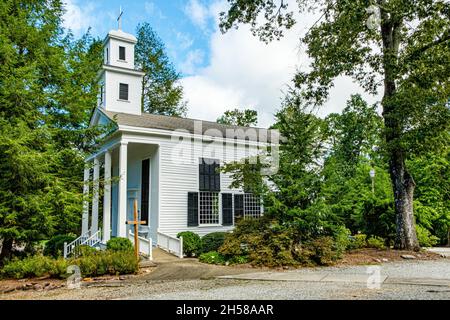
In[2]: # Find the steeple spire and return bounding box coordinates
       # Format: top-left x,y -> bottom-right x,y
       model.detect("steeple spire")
117,6 -> 124,30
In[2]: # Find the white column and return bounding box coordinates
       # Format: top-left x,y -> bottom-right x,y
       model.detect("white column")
81,166 -> 90,235
103,150 -> 112,243
118,142 -> 128,237
91,157 -> 100,233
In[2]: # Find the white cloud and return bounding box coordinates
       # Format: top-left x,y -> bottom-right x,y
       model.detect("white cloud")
62,0 -> 97,36
181,0 -> 382,128
184,0 -> 211,31
144,1 -> 166,19
180,49 -> 205,75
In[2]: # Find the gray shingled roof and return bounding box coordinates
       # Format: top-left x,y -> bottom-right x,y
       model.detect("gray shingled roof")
102,110 -> 277,143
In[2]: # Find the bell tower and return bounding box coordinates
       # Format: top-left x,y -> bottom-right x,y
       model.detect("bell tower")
98,13 -> 144,116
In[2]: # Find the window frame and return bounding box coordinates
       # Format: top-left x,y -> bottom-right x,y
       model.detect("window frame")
198,191 -> 221,226
199,158 -> 221,192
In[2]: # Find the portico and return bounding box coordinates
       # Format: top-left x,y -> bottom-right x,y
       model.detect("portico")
81,139 -> 159,243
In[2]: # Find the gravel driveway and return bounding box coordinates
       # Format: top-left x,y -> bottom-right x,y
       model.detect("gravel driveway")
3,259 -> 450,300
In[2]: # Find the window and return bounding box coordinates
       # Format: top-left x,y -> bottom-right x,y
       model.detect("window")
199,192 -> 219,225
119,46 -> 126,60
234,193 -> 261,220
105,48 -> 109,64
243,193 -> 261,218
99,85 -> 104,105
119,83 -> 129,100
199,158 -> 220,192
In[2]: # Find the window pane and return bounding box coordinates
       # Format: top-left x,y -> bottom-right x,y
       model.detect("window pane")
244,193 -> 261,218
199,192 -> 219,225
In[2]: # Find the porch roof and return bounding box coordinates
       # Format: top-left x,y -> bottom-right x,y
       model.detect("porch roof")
102,109 -> 279,143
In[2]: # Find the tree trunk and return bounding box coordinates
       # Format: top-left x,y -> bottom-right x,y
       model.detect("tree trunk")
389,154 -> 419,250
0,238 -> 13,263
380,8 -> 420,251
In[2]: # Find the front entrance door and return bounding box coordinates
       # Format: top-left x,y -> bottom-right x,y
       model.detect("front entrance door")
140,159 -> 150,226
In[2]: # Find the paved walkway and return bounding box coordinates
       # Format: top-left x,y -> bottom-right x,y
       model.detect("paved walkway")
426,247 -> 450,258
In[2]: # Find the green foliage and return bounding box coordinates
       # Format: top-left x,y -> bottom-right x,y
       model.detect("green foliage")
201,232 -> 227,254
333,227 -> 351,258
198,251 -> 226,265
44,235 -> 76,258
177,231 -> 202,257
366,236 -> 386,250
296,237 -> 338,266
217,108 -> 258,127
416,225 -> 440,247
106,238 -> 134,252
71,250 -> 138,277
348,234 -> 368,250
0,255 -> 68,279
135,22 -> 186,116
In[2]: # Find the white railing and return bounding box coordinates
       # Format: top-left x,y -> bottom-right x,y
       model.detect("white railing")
63,229 -> 101,259
128,230 -> 153,260
157,231 -> 183,258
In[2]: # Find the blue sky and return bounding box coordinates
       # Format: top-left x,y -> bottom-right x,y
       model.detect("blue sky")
63,0 -> 380,127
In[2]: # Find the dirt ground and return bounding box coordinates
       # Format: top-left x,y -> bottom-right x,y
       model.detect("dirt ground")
0,248 -> 443,300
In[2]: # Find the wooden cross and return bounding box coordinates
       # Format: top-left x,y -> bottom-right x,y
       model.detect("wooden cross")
126,198 -> 146,259
117,6 -> 124,30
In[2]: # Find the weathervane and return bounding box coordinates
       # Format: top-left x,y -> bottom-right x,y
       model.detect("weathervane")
117,6 -> 124,30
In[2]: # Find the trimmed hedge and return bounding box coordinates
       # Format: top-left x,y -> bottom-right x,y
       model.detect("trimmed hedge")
201,232 -> 227,254
177,231 -> 202,257
106,237 -> 134,252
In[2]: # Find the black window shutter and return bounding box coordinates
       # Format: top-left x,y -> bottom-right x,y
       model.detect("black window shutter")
187,192 -> 199,227
119,83 -> 128,100
199,158 -> 220,192
222,193 -> 233,226
234,194 -> 244,219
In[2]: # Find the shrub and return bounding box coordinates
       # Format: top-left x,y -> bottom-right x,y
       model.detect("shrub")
44,235 -> 76,258
198,251 -> 226,265
201,232 -> 227,254
295,237 -> 337,266
416,225 -> 439,247
0,255 -> 68,279
229,255 -> 249,265
333,226 -> 351,258
366,236 -> 386,249
348,234 -> 367,250
70,250 -> 138,277
177,231 -> 202,257
106,237 -> 133,252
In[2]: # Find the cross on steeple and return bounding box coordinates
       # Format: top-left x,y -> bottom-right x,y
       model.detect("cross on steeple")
117,6 -> 124,30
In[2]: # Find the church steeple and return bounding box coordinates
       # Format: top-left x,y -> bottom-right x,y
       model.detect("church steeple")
97,21 -> 144,116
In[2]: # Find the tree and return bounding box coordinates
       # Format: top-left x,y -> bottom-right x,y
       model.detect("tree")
217,108 -> 258,126
135,23 -> 187,117
219,0 -> 450,250
0,0 -> 103,261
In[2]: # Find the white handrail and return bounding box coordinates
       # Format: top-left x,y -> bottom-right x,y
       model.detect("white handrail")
128,230 -> 153,260
157,231 -> 183,258
63,229 -> 101,259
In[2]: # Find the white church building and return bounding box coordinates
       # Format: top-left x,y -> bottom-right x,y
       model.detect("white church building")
67,27 -> 278,257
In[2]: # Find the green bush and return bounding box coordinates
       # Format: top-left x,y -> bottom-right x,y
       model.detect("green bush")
177,231 -> 202,257
229,255 -> 249,265
70,250 -> 138,277
348,234 -> 367,250
201,232 -> 227,254
416,225 -> 440,247
333,226 -> 351,258
294,237 -> 338,266
198,251 -> 226,265
0,255 -> 68,279
106,237 -> 134,252
366,236 -> 386,249
44,235 -> 76,258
